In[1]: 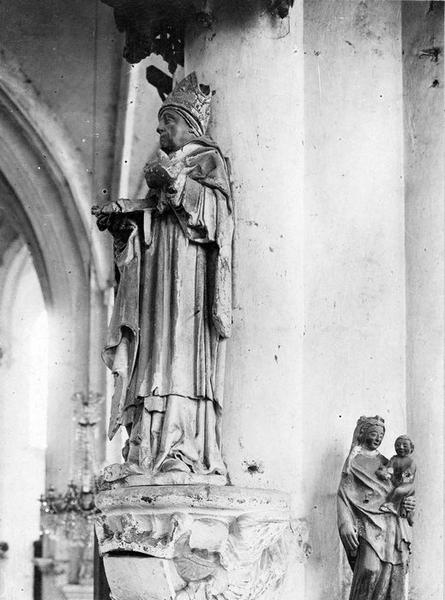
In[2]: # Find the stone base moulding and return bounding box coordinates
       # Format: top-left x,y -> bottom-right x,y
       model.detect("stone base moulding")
95,485 -> 309,600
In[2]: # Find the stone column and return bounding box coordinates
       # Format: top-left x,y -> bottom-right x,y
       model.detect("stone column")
94,2 -> 308,598
184,0 -> 305,509
184,3 -> 307,597
303,1 -> 406,597
402,3 -> 444,598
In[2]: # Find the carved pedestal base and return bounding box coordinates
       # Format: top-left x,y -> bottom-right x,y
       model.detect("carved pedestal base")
96,485 -> 299,600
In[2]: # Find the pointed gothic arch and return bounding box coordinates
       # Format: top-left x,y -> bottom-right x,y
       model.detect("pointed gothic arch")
0,50 -> 110,486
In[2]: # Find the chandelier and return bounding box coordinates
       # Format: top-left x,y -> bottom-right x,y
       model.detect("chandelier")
38,391 -> 103,583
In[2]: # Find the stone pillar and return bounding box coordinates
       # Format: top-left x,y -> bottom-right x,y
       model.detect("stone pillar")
184,0 -> 305,505
303,1 -> 405,598
402,3 -> 444,598
184,4 -> 307,597
94,2 -> 308,598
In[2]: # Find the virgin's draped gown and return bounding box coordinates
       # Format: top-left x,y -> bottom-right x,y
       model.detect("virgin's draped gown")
338,448 -> 412,600
102,139 -> 233,477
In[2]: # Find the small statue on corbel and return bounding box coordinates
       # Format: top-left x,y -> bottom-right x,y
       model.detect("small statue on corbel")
338,416 -> 417,600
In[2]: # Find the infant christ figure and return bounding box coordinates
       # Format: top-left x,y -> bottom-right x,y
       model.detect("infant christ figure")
378,435 -> 416,526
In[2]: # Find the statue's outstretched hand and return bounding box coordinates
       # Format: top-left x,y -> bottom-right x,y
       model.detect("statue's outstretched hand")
91,201 -> 121,216
92,205 -> 112,231
339,524 -> 359,554
91,202 -> 131,243
95,213 -> 111,232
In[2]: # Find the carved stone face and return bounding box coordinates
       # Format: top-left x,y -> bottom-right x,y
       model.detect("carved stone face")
157,109 -> 196,152
394,437 -> 413,457
363,425 -> 384,451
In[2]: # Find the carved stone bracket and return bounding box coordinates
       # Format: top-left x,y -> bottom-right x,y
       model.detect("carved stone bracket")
100,0 -> 195,70
269,0 -> 294,19
100,0 -> 294,69
96,485 -> 307,600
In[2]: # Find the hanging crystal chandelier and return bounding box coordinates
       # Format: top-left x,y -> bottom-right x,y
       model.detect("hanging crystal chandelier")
38,391 -> 103,583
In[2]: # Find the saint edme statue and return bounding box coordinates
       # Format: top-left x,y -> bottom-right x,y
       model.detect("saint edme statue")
92,73 -> 233,485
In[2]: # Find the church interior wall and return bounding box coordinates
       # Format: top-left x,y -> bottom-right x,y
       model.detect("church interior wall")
180,1 -> 443,598
0,0 -> 122,194
185,0 -> 305,502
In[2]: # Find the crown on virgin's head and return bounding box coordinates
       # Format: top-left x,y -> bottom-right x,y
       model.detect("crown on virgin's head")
358,415 -> 386,433
159,72 -> 213,135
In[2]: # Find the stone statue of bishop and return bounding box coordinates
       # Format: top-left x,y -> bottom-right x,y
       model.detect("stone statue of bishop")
92,73 -> 233,485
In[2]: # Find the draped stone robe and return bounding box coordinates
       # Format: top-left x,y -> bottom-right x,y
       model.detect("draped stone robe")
103,139 -> 233,477
338,447 -> 412,600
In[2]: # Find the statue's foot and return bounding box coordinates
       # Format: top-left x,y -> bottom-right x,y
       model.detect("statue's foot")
160,457 -> 191,473
99,458 -> 227,488
103,461 -> 145,482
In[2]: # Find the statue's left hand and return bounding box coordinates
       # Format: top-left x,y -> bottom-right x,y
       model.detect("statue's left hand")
402,496 -> 416,512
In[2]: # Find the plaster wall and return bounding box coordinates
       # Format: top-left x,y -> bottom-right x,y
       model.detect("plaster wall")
303,1 -> 406,598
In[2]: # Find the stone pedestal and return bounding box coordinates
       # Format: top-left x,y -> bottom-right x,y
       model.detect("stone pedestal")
96,485 -> 306,600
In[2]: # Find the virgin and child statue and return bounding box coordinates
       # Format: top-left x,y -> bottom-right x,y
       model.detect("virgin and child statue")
338,416 -> 416,600
92,73 -> 233,484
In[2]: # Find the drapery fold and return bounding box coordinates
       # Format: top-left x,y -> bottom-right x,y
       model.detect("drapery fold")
102,140 -> 233,476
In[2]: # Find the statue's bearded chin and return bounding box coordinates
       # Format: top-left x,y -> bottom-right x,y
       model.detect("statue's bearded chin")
159,135 -> 174,153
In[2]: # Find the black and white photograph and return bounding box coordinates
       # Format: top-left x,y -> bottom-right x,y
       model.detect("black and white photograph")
0,1 -> 442,599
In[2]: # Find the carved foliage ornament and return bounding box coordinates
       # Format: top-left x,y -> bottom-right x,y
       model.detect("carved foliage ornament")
97,510 -> 288,600
96,486 -> 310,600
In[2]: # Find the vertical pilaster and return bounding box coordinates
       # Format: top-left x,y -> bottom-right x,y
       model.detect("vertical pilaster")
402,3 -> 444,598
304,1 -> 405,597
185,2 -> 306,596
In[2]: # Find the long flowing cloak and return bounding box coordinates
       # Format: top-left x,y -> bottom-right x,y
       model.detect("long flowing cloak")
338,449 -> 412,599
102,139 -> 233,474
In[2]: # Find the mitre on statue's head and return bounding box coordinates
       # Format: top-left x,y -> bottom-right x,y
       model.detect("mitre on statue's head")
159,72 -> 213,136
